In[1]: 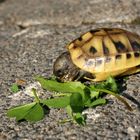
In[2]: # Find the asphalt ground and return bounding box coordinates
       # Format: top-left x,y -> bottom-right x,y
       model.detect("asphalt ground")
0,0 -> 140,139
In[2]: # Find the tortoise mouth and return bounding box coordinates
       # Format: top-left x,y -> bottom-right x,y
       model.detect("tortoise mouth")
58,70 -> 80,82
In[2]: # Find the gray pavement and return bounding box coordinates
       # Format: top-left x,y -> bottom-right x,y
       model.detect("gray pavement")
0,0 -> 140,139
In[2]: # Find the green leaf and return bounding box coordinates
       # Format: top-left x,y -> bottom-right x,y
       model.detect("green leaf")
41,96 -> 70,108
90,76 -> 118,93
66,105 -> 73,118
36,76 -> 91,106
70,93 -> 84,113
86,98 -> 107,107
89,89 -> 100,99
7,103 -> 45,122
81,87 -> 91,103
36,76 -> 85,93
105,76 -> 118,92
10,83 -> 19,93
73,113 -> 86,126
7,102 -> 36,121
24,103 -> 44,122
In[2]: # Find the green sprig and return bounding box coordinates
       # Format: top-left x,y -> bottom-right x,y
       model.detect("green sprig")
7,76 -> 132,125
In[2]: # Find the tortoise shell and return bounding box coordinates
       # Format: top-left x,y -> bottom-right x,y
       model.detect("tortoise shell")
54,28 -> 140,81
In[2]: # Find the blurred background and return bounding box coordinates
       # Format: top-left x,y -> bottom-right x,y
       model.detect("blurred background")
0,0 -> 140,27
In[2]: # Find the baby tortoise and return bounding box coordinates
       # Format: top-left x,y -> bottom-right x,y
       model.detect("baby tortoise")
53,28 -> 140,82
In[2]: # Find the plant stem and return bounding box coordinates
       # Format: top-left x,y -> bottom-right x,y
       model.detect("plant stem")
32,88 -> 40,103
58,119 -> 73,124
94,88 -> 133,111
53,93 -> 71,97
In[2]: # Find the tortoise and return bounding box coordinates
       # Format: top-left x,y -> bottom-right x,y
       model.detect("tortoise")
53,28 -> 140,82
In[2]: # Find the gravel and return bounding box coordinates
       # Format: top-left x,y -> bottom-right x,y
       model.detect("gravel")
0,0 -> 140,139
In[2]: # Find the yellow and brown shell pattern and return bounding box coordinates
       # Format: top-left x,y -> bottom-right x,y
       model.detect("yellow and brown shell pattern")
67,28 -> 140,81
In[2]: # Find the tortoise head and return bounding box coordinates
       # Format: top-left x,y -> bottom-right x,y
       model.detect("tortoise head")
53,52 -> 80,82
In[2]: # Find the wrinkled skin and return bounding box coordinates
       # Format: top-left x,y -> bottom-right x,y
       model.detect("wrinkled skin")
53,52 -> 81,82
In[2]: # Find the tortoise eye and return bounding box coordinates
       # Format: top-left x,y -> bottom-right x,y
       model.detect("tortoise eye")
56,69 -> 63,77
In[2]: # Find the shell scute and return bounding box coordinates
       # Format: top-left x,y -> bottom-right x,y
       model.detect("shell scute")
67,28 -> 140,74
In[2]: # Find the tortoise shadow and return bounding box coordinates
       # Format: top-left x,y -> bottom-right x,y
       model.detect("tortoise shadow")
82,75 -> 140,110
116,77 -> 140,111
0,0 -> 6,3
